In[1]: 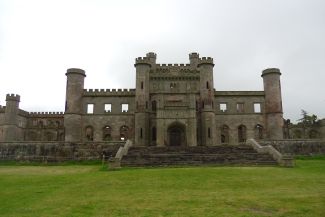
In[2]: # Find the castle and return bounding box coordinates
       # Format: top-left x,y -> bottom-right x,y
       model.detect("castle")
0,52 -> 324,146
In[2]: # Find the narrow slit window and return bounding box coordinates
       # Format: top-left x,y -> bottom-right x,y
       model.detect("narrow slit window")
121,104 -> 129,112
140,128 -> 143,138
206,81 -> 209,89
87,104 -> 94,114
254,103 -> 261,113
104,104 -> 112,112
208,128 -> 211,138
141,82 -> 144,89
220,103 -> 227,112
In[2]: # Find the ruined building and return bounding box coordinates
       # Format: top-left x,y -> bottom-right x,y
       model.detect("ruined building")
0,52 -> 324,146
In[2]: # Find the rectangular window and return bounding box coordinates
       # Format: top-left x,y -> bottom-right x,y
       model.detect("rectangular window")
254,103 -> 261,113
220,103 -> 227,112
104,104 -> 112,112
122,103 -> 129,112
87,104 -> 94,114
236,103 -> 244,113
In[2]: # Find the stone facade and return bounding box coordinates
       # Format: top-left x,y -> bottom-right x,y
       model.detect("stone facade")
1,52 -> 324,146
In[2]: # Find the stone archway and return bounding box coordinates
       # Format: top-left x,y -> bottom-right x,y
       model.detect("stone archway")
167,122 -> 186,146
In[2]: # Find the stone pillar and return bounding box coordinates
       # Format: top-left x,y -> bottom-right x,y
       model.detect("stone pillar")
262,68 -> 284,140
64,68 -> 86,142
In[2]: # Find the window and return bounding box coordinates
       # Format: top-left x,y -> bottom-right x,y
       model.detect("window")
254,103 -> 261,113
220,103 -> 227,112
152,101 -> 157,111
152,127 -> 157,141
208,128 -> 211,138
238,125 -> 247,143
87,104 -> 94,114
170,83 -> 177,89
120,125 -> 129,141
221,125 -> 229,143
236,103 -> 244,113
104,104 -> 112,112
141,82 -> 144,89
140,128 -> 143,138
255,124 -> 263,140
103,125 -> 112,141
121,104 -> 129,112
85,126 -> 94,141
206,81 -> 209,89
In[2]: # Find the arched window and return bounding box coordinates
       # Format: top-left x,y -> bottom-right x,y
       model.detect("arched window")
152,100 -> 157,111
255,124 -> 263,140
85,126 -> 94,141
221,125 -> 229,144
103,125 -> 112,141
152,127 -> 157,141
238,125 -> 247,143
120,125 -> 129,141
45,131 -> 54,141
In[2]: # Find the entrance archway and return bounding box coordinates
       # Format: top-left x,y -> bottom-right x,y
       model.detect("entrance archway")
167,122 -> 186,146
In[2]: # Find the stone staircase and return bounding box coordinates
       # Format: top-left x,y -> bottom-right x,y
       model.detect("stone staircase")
121,145 -> 277,167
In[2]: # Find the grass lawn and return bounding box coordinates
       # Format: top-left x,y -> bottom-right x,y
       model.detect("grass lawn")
0,158 -> 324,217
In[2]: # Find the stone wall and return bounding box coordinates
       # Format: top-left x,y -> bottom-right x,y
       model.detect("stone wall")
260,140 -> 325,156
0,142 -> 122,162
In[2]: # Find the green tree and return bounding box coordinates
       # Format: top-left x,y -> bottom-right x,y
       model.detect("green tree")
298,109 -> 318,125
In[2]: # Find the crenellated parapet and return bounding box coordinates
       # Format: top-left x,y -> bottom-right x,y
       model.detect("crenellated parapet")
134,57 -> 151,66
6,94 -> 20,102
198,57 -> 214,66
29,112 -> 64,117
83,88 -> 136,97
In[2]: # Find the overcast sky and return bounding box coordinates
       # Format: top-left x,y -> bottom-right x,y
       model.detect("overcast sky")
0,0 -> 324,122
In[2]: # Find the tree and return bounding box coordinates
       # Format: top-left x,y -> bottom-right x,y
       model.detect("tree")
297,109 -> 318,125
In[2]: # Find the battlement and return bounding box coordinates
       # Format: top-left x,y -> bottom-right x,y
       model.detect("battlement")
198,57 -> 214,66
66,68 -> 86,76
146,52 -> 157,59
135,57 -> 151,66
262,68 -> 281,76
6,94 -> 20,102
83,88 -> 136,96
29,111 -> 64,117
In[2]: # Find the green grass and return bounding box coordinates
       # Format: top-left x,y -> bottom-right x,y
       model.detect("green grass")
0,158 -> 324,217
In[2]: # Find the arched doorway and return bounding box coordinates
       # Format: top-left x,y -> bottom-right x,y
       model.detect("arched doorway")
167,122 -> 186,146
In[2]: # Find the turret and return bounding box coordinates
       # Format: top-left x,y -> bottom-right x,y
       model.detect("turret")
198,57 -> 216,146
189,52 -> 199,68
1,94 -> 21,141
262,68 -> 283,139
134,55 -> 151,146
146,52 -> 157,68
64,68 -> 86,142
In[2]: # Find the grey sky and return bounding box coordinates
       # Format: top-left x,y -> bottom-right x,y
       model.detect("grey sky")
0,0 -> 324,122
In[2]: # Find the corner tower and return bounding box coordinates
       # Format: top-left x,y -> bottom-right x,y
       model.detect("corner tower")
262,68 -> 283,139
64,68 -> 86,142
134,55 -> 152,146
1,94 -> 21,141
198,57 -> 216,146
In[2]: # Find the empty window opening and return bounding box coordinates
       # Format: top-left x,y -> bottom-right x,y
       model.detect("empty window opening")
208,128 -> 211,138
152,101 -> 157,111
87,104 -> 94,114
254,103 -> 261,113
220,103 -> 227,112
141,82 -> 144,89
85,126 -> 94,141
121,104 -> 129,112
170,83 -> 177,89
236,103 -> 244,113
104,104 -> 112,112
255,124 -> 263,140
103,125 -> 112,141
206,81 -> 209,89
146,101 -> 148,109
140,128 -> 143,138
238,125 -> 247,143
221,125 -> 229,143
120,125 -> 129,141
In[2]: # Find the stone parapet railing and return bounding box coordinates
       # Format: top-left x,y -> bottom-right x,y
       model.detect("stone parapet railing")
108,140 -> 133,169
247,138 -> 294,167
